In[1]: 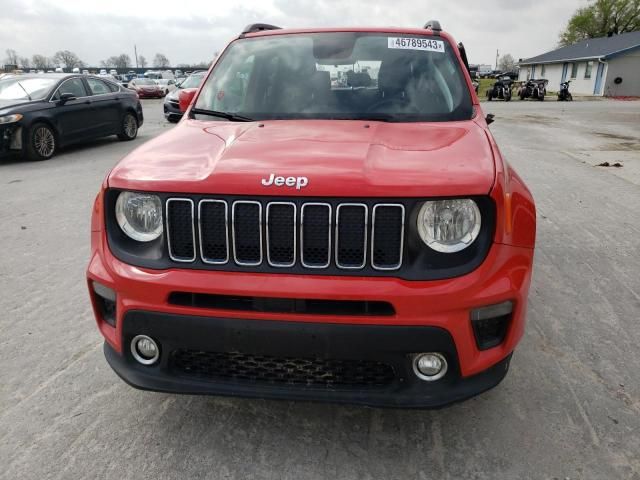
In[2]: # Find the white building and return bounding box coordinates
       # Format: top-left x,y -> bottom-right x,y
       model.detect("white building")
518,31 -> 640,96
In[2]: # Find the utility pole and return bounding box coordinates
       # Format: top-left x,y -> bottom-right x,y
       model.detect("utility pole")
134,44 -> 139,69
495,49 -> 499,70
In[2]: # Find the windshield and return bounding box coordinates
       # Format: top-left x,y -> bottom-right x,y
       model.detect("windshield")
194,32 -> 473,122
0,77 -> 58,101
180,74 -> 204,89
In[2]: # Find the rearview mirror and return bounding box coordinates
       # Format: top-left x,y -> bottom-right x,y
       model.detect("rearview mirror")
58,92 -> 76,104
485,113 -> 495,125
179,88 -> 197,113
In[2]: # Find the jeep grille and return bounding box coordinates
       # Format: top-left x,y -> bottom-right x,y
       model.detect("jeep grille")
165,198 -> 405,271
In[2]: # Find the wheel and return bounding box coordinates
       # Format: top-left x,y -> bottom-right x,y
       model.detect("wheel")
167,116 -> 180,124
520,92 -> 526,101
26,123 -> 56,161
505,91 -> 512,102
487,91 -> 492,101
118,112 -> 138,141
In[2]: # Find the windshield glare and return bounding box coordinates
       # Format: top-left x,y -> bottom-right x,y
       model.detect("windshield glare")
0,78 -> 57,100
180,74 -> 204,89
195,33 -> 473,122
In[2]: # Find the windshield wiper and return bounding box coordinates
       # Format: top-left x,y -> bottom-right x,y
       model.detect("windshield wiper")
191,108 -> 254,122
16,82 -> 32,101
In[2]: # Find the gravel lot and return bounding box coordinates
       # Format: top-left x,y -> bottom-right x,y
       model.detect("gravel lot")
1,99 -> 639,480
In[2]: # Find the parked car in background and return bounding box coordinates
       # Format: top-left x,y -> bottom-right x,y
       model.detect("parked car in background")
129,78 -> 164,98
155,78 -> 177,95
0,73 -> 143,160
163,71 -> 205,122
82,69 -> 89,75
99,69 -> 107,75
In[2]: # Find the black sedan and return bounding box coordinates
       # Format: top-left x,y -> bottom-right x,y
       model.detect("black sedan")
0,74 -> 143,161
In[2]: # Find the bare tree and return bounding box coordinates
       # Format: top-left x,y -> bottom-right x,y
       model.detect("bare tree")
498,53 -> 516,72
138,55 -> 147,68
5,49 -> 19,65
53,50 -> 84,69
32,54 -> 51,69
101,54 -> 131,69
153,53 -> 170,68
19,57 -> 31,69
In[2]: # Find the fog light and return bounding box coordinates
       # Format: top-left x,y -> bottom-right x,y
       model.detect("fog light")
413,353 -> 448,381
131,335 -> 160,365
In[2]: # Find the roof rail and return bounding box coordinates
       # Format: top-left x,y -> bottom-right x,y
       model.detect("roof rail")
241,23 -> 282,35
424,20 -> 442,33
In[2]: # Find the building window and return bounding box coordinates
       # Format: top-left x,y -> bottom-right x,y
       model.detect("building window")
585,61 -> 593,79
570,62 -> 578,79
541,65 -> 546,77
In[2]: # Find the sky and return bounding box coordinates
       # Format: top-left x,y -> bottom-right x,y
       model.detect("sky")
1,0 -> 588,67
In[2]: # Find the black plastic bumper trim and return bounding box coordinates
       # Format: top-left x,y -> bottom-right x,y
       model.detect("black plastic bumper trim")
104,310 -> 512,408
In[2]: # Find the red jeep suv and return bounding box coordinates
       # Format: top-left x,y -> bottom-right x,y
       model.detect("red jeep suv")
87,22 -> 536,408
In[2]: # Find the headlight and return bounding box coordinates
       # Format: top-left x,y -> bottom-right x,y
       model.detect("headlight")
417,199 -> 481,253
0,114 -> 23,125
115,192 -> 163,242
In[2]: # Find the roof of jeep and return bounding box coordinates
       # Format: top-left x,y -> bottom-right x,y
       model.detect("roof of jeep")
241,26 -> 455,42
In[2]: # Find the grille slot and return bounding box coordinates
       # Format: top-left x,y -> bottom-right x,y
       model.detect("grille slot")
168,292 -> 395,316
171,349 -> 396,388
336,204 -> 368,269
301,203 -> 331,268
371,204 -> 405,270
199,200 -> 228,264
266,202 -> 296,267
232,201 -> 262,266
166,199 -> 195,262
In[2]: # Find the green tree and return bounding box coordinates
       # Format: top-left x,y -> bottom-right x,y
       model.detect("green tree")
559,0 -> 640,46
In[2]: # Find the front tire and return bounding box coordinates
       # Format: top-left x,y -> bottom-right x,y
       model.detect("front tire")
26,123 -> 56,161
117,112 -> 138,141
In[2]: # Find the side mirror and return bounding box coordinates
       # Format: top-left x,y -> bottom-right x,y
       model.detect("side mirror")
178,88 -> 197,113
58,92 -> 76,105
485,113 -> 495,125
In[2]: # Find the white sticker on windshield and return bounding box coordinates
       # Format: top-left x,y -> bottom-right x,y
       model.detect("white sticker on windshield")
387,37 -> 445,53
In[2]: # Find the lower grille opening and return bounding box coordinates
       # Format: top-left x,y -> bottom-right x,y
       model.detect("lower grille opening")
168,292 -> 395,316
171,349 -> 396,388
471,301 -> 514,351
472,314 -> 511,350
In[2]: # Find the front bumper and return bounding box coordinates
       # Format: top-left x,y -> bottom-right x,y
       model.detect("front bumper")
105,311 -> 512,408
88,223 -> 533,406
0,124 -> 22,156
163,99 -> 182,119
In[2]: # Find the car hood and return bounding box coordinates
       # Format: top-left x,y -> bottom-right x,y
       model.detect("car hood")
108,119 -> 496,197
0,99 -> 37,111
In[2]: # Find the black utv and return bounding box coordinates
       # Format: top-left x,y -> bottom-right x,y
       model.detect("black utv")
519,79 -> 548,101
486,76 -> 513,101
